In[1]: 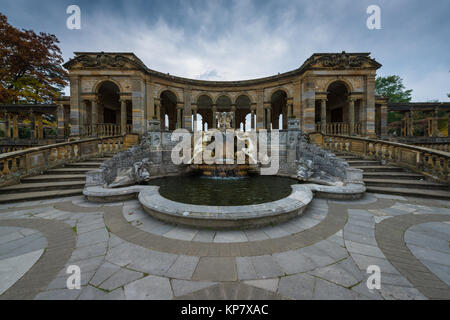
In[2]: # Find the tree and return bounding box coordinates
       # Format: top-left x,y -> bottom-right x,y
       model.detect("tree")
375,75 -> 412,103
0,12 -> 68,104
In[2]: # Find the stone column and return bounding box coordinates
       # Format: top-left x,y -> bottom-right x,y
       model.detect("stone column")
364,75 -> 376,137
380,103 -> 388,138
192,106 -> 198,131
29,111 -> 36,140
69,75 -> 81,138
349,98 -> 355,135
131,78 -> 144,135
5,112 -> 11,138
12,114 -> 19,139
176,106 -> 182,129
91,98 -> 98,136
56,106 -> 65,140
120,99 -> 127,135
266,107 -> 272,130
301,78 -> 316,133
320,99 -> 327,134
212,105 -> 217,129
231,105 -> 236,129
251,108 -> 255,130
36,114 -> 43,140
408,111 -> 414,136
81,100 -> 89,137
432,107 -> 439,137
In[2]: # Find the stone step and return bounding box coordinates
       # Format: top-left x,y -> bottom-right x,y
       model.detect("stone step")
352,165 -> 404,172
367,186 -> 450,200
336,156 -> 361,160
363,171 -> 425,180
65,162 -> 104,168
87,157 -> 111,162
0,189 -> 83,204
45,168 -> 92,175
347,160 -> 381,166
364,178 -> 449,191
21,174 -> 86,183
0,181 -> 86,194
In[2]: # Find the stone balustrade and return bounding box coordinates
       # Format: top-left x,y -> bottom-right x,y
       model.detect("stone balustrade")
412,143 -> 450,153
82,124 -> 133,137
0,135 -> 128,188
315,122 -> 362,136
311,133 -> 450,183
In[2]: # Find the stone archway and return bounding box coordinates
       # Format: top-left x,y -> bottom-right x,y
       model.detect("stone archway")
326,81 -> 349,123
160,90 -> 177,131
271,90 -> 288,130
236,95 -> 252,131
197,95 -> 213,131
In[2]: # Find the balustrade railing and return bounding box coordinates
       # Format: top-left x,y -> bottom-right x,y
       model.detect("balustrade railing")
82,124 -> 133,137
312,133 -> 450,183
315,122 -> 362,136
0,135 -> 127,188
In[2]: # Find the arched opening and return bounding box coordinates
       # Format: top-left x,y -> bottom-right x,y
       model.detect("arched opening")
160,90 -> 178,131
235,95 -> 251,131
326,81 -> 349,123
97,81 -> 127,136
197,95 -> 213,131
271,90 -> 287,130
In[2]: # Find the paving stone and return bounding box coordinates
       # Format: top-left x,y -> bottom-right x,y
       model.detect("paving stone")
99,268 -> 143,291
309,258 -> 362,288
272,250 -> 316,274
34,288 -> 81,300
127,249 -> 178,276
314,240 -> 349,260
76,228 -> 109,247
61,256 -> 104,276
100,287 -> 125,300
236,257 -> 257,280
297,245 -> 337,268
372,193 -> 406,200
380,272 -> 413,287
350,253 -> 400,275
0,231 -> 23,245
380,284 -> 427,300
124,275 -> 173,300
0,235 -> 47,260
278,273 -> 315,300
251,255 -> 284,278
192,257 -> 237,282
345,240 -> 386,259
344,230 -> 378,246
171,279 -> 216,297
164,226 -> 198,241
244,229 -> 269,241
70,241 -> 108,262
77,285 -> 107,300
47,271 -> 95,290
192,230 -> 216,242
244,278 -> 279,292
213,230 -> 247,243
90,261 -> 122,287
351,281 -> 383,300
313,278 -> 360,300
261,225 -> 290,239
165,255 -> 199,280
406,244 -> 450,266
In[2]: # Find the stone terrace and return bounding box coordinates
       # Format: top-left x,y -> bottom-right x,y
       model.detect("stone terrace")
0,192 -> 449,300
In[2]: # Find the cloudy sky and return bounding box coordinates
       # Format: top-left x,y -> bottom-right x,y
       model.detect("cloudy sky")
2,0 -> 449,101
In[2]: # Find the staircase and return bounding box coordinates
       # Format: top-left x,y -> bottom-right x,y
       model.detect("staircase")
0,156 -> 112,204
336,154 -> 450,199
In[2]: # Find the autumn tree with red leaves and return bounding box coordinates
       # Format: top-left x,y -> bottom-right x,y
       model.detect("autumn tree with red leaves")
0,12 -> 68,104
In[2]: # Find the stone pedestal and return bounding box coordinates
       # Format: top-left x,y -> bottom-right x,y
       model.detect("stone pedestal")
288,118 -> 300,130
147,120 -> 161,132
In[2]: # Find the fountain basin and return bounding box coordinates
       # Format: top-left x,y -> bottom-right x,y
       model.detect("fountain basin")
138,184 -> 312,229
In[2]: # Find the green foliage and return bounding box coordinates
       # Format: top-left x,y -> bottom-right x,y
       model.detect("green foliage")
0,129 -> 4,137
387,111 -> 402,124
18,126 -> 31,139
375,75 -> 412,103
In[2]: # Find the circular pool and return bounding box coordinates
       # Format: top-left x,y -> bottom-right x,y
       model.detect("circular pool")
146,175 -> 297,206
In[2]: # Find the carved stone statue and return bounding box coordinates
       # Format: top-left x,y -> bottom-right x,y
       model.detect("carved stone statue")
217,111 -> 233,131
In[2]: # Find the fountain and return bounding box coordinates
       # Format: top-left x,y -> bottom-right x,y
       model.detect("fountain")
83,117 -> 365,228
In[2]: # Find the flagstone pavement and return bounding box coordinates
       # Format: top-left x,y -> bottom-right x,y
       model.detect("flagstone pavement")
0,192 -> 449,300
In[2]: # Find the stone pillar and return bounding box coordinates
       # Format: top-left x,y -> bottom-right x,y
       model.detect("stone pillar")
12,114 -> 19,139
29,111 -> 36,140
267,107 -> 272,130
91,99 -> 98,136
69,75 -> 81,138
120,99 -> 127,135
349,98 -> 355,135
256,89 -> 264,130
251,108 -> 256,130
131,78 -> 144,135
408,111 -> 414,136
5,112 -> 11,138
81,100 -> 89,137
301,78 -> 316,133
364,75 -> 376,137
432,107 -> 439,137
36,114 -> 43,140
380,103 -> 388,138
231,105 -> 236,129
320,99 -> 327,134
212,105 -> 217,129
176,106 -> 182,129
57,106 -> 65,140
192,106 -> 198,131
